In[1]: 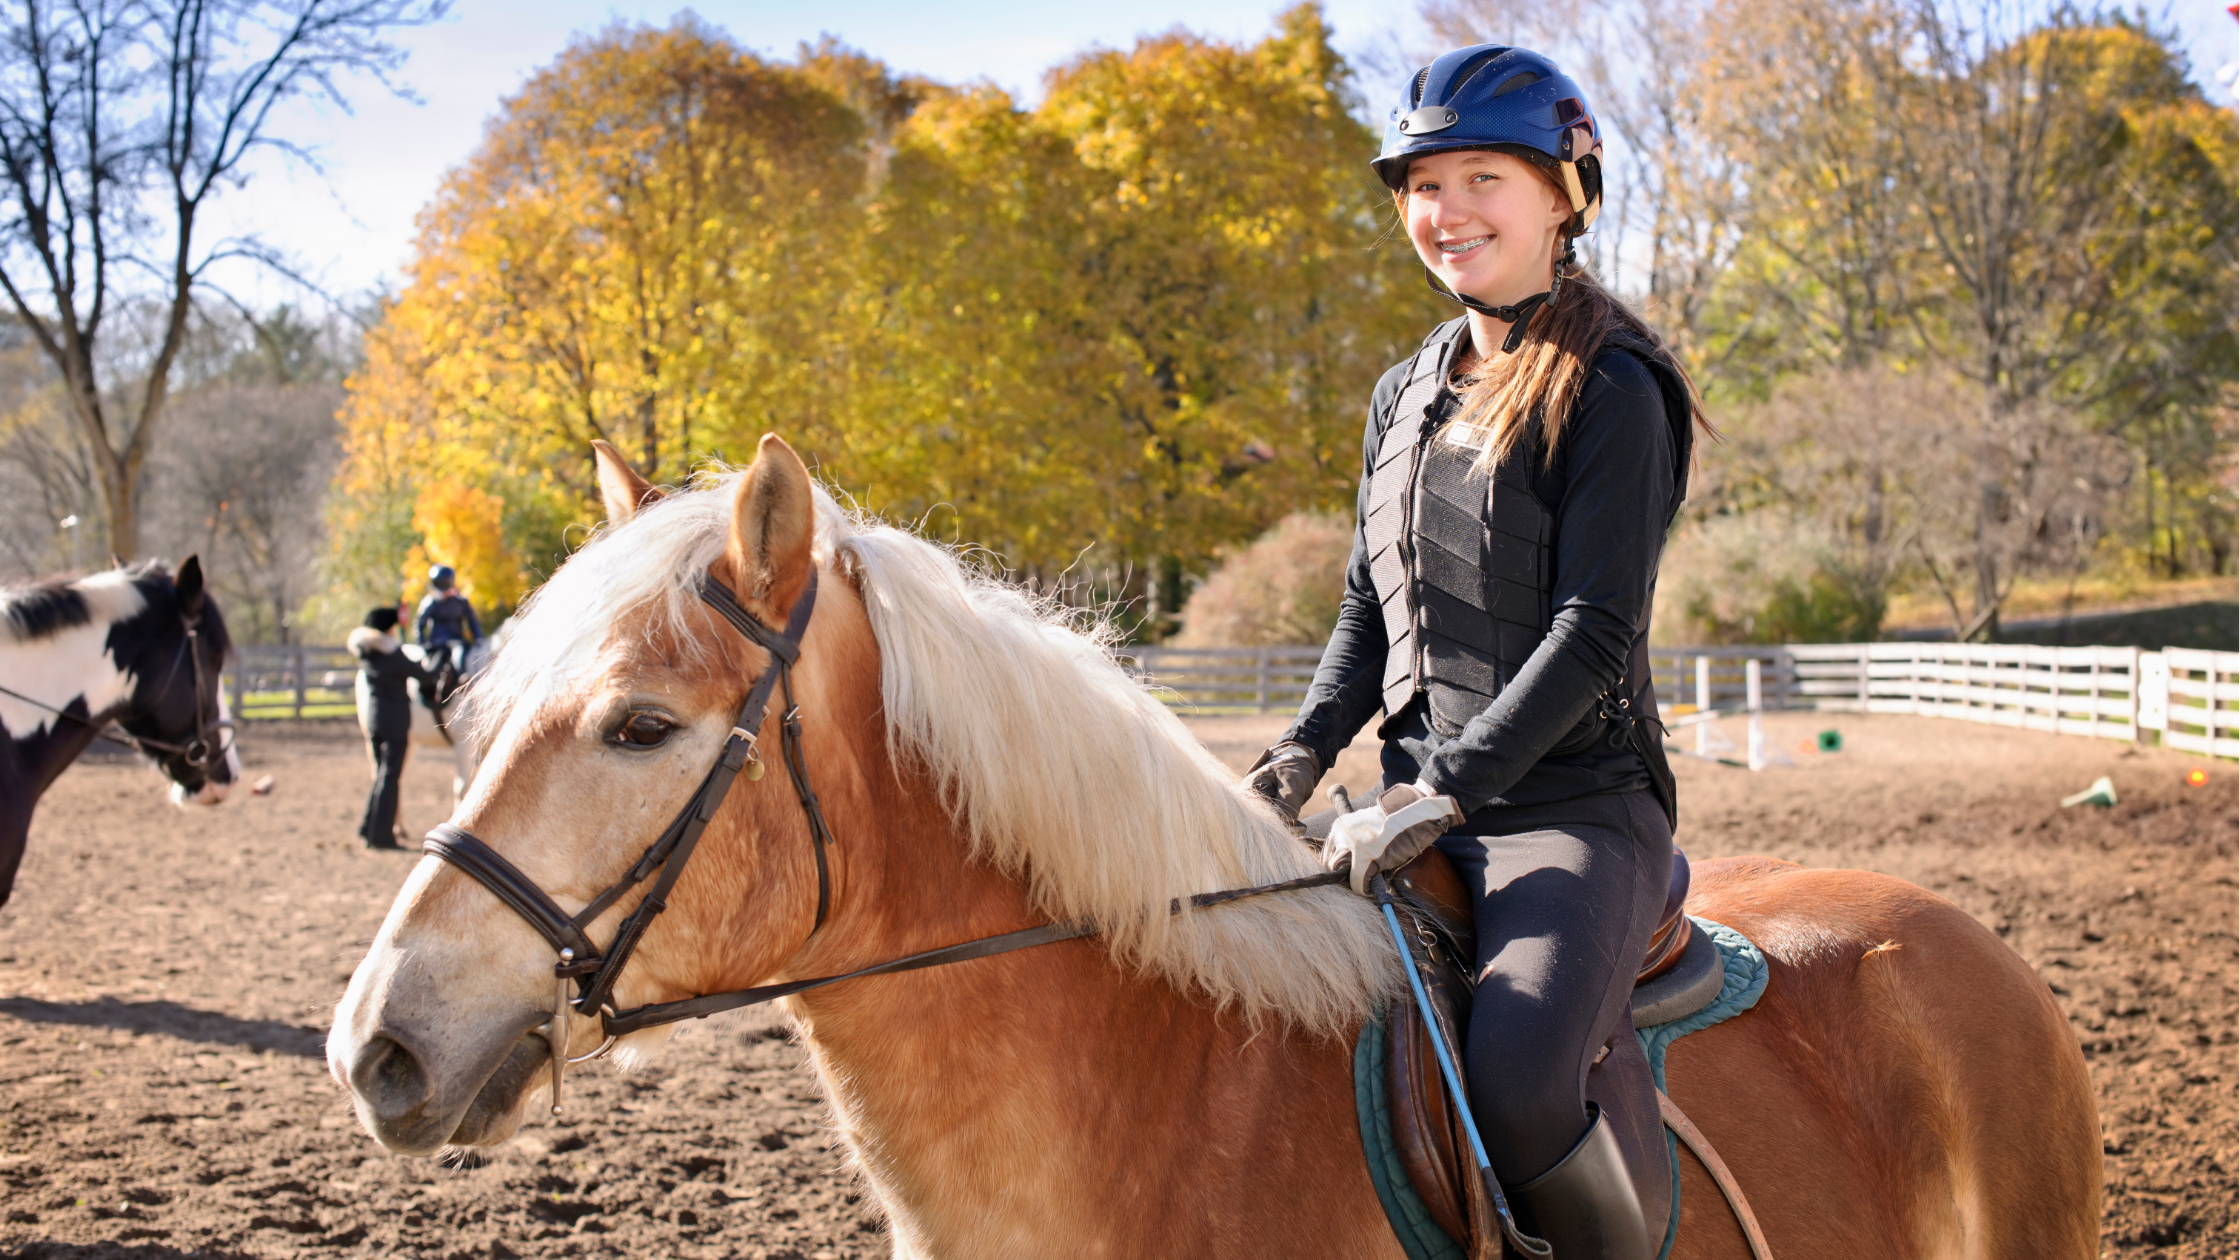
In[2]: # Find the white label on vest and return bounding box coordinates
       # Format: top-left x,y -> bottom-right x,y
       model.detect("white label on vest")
1440,420 -> 1491,451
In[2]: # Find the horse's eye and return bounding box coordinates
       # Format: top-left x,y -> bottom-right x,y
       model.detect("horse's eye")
616,713 -> 674,748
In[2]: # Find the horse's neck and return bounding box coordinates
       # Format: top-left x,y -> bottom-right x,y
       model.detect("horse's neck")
782,794 -> 1367,1257
0,627 -> 136,800
3,717 -> 105,805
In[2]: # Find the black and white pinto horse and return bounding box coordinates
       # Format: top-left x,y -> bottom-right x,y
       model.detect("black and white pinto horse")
0,557 -> 241,908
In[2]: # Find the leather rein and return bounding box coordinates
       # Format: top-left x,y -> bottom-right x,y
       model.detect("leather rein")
423,566 -> 1344,1116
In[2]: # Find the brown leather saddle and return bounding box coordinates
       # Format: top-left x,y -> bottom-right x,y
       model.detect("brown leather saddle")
1304,800 -> 1717,1259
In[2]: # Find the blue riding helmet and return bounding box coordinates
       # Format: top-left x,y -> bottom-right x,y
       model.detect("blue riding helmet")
428,564 -> 456,590
1373,44 -> 1603,234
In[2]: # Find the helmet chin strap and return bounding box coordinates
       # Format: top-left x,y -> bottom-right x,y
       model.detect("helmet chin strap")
1423,241 -> 1581,355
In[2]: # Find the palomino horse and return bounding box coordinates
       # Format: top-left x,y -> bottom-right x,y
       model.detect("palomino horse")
331,437 -> 2100,1258
0,556 -> 240,908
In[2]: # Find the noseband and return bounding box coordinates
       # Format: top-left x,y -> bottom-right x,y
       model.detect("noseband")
424,564 -> 1347,1117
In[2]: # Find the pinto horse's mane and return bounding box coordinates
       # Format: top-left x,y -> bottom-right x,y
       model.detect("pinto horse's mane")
473,473 -> 1399,1036
0,567 -> 155,644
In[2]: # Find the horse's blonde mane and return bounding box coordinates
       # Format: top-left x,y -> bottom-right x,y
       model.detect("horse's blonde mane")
474,473 -> 1398,1036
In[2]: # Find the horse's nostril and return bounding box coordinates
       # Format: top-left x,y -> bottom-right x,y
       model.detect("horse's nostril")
350,1034 -> 432,1118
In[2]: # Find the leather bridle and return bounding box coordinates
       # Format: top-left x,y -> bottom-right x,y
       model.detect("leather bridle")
424,564 -> 1346,1116
423,569 -> 840,1112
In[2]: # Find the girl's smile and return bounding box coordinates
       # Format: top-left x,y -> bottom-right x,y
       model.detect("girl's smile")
1403,149 -> 1570,315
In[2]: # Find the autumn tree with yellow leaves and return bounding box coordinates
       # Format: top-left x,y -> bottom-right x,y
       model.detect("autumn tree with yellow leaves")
328,6 -> 1442,631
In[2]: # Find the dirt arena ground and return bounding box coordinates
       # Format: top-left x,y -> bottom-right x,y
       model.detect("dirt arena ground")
0,710 -> 2231,1259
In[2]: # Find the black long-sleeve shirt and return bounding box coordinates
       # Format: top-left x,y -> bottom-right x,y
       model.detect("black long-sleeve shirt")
1280,328 -> 1678,822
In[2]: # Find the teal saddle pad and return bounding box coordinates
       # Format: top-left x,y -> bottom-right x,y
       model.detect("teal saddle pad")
1354,916 -> 1768,1260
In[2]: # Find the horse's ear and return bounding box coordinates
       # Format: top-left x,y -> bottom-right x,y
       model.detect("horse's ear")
720,434 -> 815,624
591,440 -> 664,523
175,555 -> 206,619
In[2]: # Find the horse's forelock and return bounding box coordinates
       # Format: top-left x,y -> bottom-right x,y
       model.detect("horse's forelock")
463,472 -> 848,750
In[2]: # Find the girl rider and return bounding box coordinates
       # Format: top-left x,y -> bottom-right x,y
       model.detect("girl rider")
1246,45 -> 1709,1260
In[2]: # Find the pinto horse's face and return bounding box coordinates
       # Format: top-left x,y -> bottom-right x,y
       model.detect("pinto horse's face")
117,556 -> 241,805
329,436 -> 872,1156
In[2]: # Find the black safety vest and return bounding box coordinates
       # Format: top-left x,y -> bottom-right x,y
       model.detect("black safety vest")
1364,316 -> 1694,823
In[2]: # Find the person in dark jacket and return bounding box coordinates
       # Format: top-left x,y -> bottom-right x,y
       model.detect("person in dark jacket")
1244,45 -> 1711,1260
350,606 -> 435,851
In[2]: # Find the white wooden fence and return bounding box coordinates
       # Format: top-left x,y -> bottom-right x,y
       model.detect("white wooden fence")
1660,642 -> 2238,760
1783,642 -> 2147,740
2153,648 -> 2240,759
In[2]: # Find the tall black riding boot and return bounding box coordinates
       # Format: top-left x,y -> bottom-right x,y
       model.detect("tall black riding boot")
1508,1105 -> 1654,1260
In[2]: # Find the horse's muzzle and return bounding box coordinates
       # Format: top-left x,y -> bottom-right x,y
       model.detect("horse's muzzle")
171,779 -> 229,806
342,1026 -> 546,1154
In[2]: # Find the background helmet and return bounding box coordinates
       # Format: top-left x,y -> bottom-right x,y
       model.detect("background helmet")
429,564 -> 456,590
1373,44 -> 1604,234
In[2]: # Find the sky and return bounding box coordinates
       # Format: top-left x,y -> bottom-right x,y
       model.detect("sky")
203,0 -> 2238,308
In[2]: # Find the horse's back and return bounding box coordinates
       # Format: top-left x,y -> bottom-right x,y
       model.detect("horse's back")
1666,856 -> 2099,1260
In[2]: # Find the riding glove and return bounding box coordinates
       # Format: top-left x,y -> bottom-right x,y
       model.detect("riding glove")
1244,741 -> 1322,820
1324,782 -> 1464,896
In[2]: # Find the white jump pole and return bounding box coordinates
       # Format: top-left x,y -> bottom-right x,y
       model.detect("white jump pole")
1746,659 -> 1766,771
1695,655 -> 1713,758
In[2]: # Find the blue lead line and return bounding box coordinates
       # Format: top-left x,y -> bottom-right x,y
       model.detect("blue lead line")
1377,896 -> 1495,1173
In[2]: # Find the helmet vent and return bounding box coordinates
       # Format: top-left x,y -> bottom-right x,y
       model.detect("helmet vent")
1492,70 -> 1540,97
1444,50 -> 1507,100
1411,67 -> 1430,107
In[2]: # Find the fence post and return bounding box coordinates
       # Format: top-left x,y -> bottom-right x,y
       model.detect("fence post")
1745,659 -> 1766,771
1255,646 -> 1269,713
1857,646 -> 1870,707
292,645 -> 308,719
1694,655 -> 1712,758
229,664 -> 244,722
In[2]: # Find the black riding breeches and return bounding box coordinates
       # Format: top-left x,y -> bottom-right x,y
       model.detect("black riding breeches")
1433,790 -> 1673,1185
359,733 -> 409,847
